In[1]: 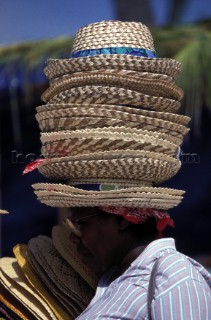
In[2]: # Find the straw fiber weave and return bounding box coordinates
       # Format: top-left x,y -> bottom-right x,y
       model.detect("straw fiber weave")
48,86 -> 181,112
71,21 -> 155,52
14,244 -> 71,320
37,150 -> 181,184
36,103 -> 190,126
40,128 -> 178,158
33,183 -> 184,210
41,72 -> 183,103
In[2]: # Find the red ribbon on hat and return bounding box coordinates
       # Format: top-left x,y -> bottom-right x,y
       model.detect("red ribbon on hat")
22,158 -> 46,175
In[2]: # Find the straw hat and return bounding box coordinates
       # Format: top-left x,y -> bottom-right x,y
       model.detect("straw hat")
36,104 -> 190,141
0,281 -> 33,320
44,21 -> 182,81
32,20 -> 188,213
13,243 -> 70,320
36,150 -> 181,185
0,257 -> 55,320
27,235 -> 95,316
40,127 -> 179,158
51,225 -> 98,290
33,183 -> 184,210
41,71 -> 183,103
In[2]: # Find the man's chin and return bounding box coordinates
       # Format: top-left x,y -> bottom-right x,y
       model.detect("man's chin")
81,253 -> 102,275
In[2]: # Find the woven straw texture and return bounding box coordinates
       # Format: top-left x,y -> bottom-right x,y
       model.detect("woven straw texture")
0,257 -> 57,320
14,244 -> 70,320
41,71 -> 183,103
33,183 -> 184,209
52,225 -> 98,290
71,21 -> 155,52
37,150 -> 181,185
47,86 -> 181,113
40,128 -> 178,158
36,104 -> 190,139
45,55 -> 181,81
27,236 -> 94,318
36,103 -> 190,126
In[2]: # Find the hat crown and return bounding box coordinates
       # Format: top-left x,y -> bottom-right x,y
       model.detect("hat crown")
71,20 -> 155,53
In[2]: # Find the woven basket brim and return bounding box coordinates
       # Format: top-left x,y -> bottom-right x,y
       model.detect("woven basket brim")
40,128 -> 178,158
44,55 -> 181,81
36,104 -> 189,138
28,236 -> 94,308
0,257 -> 57,320
0,261 -> 52,320
36,103 -> 190,126
48,69 -> 175,83
52,225 -> 98,290
32,183 -> 184,210
41,71 -> 183,103
37,117 -> 186,143
37,150 -> 181,185
46,86 -> 181,113
13,244 -> 71,320
27,248 -> 82,317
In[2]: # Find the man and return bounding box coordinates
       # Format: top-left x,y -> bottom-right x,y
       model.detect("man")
64,207 -> 211,319
33,20 -> 211,319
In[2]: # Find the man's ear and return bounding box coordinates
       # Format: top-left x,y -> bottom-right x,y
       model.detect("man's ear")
115,215 -> 130,230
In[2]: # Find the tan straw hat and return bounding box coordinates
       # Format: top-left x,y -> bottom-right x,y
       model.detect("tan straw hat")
44,21 -> 182,81
36,104 -> 190,141
0,281 -> 34,320
51,225 -> 98,289
33,20 -> 188,212
36,150 -> 181,185
27,235 -> 95,317
33,183 -> 184,210
0,257 -> 56,320
13,243 -> 70,320
41,71 -> 183,103
40,127 -> 179,158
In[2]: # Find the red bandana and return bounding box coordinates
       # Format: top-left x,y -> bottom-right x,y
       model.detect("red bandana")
98,206 -> 174,234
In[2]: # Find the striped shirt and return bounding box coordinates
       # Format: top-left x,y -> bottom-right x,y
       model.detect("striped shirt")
76,238 -> 211,319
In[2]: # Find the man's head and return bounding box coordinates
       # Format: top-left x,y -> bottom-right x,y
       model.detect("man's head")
66,207 -> 158,275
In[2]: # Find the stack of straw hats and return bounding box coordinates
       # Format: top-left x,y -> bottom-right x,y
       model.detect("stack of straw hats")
0,224 -> 98,319
34,20 -> 190,210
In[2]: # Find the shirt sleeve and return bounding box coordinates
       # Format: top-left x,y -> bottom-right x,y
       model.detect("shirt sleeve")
151,278 -> 211,320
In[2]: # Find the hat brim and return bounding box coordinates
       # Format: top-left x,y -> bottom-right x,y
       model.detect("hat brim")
33,183 -> 184,210
40,127 -> 178,158
41,71 -> 184,103
51,225 -> 98,290
37,150 -> 181,185
48,85 -> 181,113
44,55 -> 181,81
13,244 -> 70,320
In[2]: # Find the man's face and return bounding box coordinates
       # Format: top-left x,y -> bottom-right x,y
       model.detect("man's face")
69,208 -> 124,275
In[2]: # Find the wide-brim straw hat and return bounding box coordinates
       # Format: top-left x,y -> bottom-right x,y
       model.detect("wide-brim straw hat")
0,281 -> 35,320
41,71 -> 184,104
13,243 -> 70,320
51,225 -> 98,290
36,104 -> 190,140
0,257 -> 56,320
36,150 -> 181,185
44,21 -> 182,81
33,183 -> 184,210
45,85 -> 181,113
40,127 -> 179,158
27,236 -> 94,314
